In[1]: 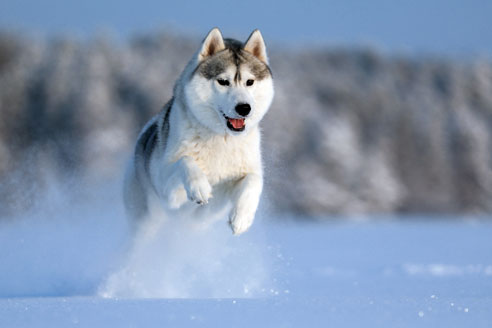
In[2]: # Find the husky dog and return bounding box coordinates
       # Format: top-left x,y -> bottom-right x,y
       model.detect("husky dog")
124,28 -> 274,235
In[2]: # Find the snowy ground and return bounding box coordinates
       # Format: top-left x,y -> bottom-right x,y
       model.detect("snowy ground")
0,182 -> 491,327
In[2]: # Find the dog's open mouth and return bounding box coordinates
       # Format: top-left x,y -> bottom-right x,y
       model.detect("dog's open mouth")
223,114 -> 246,132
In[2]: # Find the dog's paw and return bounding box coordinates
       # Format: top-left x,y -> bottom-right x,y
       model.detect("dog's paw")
229,208 -> 255,235
185,174 -> 212,205
167,186 -> 188,209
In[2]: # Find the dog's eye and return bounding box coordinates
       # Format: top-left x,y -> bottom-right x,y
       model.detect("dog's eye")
246,79 -> 254,86
217,79 -> 230,86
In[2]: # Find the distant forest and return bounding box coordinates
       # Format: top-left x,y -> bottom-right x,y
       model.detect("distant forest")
1,31 -> 491,217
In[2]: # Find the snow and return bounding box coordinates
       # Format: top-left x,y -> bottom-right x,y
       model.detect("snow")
0,183 -> 491,327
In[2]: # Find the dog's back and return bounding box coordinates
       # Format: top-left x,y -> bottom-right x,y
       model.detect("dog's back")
124,99 -> 172,221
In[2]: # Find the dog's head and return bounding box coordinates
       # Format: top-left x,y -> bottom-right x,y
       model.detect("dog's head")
183,28 -> 274,135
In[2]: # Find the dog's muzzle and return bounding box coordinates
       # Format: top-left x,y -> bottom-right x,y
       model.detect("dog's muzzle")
222,112 -> 246,132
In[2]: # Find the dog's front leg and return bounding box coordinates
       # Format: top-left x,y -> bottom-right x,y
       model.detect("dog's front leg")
161,156 -> 212,209
229,173 -> 263,235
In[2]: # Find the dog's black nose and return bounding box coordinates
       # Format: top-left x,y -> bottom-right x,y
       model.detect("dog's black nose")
235,103 -> 251,117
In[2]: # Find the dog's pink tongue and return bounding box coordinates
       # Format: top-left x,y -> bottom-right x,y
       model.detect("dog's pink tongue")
229,118 -> 245,129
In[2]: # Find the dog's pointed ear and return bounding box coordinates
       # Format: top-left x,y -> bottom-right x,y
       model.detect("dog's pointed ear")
198,27 -> 225,62
244,29 -> 268,64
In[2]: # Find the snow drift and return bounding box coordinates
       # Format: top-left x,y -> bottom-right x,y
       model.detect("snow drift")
0,172 -> 274,299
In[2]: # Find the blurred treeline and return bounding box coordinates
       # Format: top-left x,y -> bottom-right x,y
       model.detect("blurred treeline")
0,31 -> 491,218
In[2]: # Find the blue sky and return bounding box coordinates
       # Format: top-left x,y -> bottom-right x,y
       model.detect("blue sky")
1,0 -> 492,55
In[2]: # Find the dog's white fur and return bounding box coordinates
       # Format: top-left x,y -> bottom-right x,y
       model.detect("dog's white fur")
124,28 -> 274,235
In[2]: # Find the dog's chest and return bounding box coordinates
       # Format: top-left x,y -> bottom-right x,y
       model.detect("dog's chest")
180,133 -> 260,185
